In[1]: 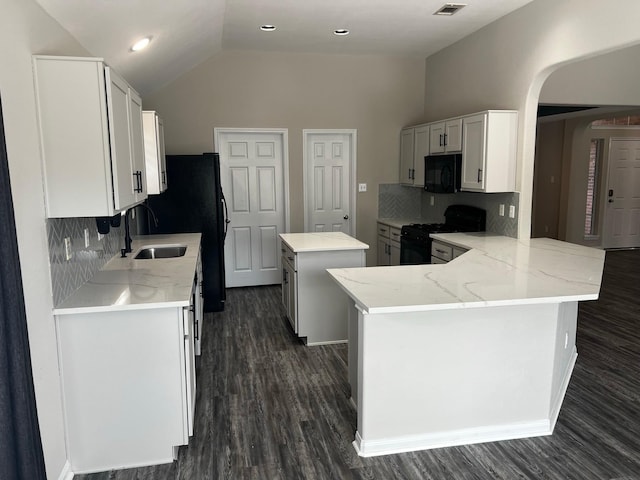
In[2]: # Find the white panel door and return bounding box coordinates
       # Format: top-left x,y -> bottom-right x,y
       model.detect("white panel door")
218,131 -> 286,287
603,139 -> 640,249
305,132 -> 354,234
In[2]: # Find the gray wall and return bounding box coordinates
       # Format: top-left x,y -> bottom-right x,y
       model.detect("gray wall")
1,0 -> 91,476
143,50 -> 426,266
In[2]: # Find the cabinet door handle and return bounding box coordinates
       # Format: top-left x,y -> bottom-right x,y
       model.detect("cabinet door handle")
200,280 -> 204,297
408,168 -> 412,180
435,248 -> 447,254
133,171 -> 143,193
194,317 -> 199,341
477,169 -> 483,183
162,171 -> 166,186
443,133 -> 448,146
439,134 -> 443,147
288,255 -> 294,261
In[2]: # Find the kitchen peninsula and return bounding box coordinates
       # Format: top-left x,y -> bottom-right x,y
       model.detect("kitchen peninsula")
327,233 -> 605,457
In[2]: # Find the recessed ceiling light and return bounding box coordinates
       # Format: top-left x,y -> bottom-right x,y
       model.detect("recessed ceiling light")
260,25 -> 277,31
130,36 -> 151,52
433,3 -> 467,16
334,29 -> 350,36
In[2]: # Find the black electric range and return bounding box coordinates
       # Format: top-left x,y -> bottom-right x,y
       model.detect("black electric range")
400,205 -> 486,265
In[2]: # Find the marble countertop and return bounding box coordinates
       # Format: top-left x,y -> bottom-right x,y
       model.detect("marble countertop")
54,233 -> 202,315
377,218 -> 423,229
279,232 -> 369,252
327,232 -> 605,314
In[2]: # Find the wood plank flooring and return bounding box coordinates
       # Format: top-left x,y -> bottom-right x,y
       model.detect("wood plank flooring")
77,250 -> 640,480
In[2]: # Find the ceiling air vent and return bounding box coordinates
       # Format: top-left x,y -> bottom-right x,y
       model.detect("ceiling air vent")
433,3 -> 467,16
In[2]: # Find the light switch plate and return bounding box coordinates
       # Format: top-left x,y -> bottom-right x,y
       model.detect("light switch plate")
499,204 -> 505,217
430,196 -> 435,206
358,183 -> 367,193
509,205 -> 516,218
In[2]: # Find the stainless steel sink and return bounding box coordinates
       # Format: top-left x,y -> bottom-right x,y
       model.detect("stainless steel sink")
134,245 -> 187,259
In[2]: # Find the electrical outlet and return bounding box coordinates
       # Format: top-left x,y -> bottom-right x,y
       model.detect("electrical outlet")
499,204 -> 505,217
509,205 -> 516,218
64,237 -> 72,261
358,183 -> 367,193
430,196 -> 435,206
84,228 -> 90,248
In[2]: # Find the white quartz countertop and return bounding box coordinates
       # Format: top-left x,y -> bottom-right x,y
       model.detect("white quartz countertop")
54,233 -> 202,315
377,218 -> 423,229
327,232 -> 605,314
279,232 -> 369,252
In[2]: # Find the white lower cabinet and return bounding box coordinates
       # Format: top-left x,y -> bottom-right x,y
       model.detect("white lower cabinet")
280,236 -> 367,345
194,248 -> 204,356
431,239 -> 468,264
281,244 -> 298,332
56,302 -> 197,473
377,222 -> 401,266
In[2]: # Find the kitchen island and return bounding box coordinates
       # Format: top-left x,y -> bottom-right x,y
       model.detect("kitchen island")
327,233 -> 605,457
279,232 -> 368,345
54,233 -> 202,474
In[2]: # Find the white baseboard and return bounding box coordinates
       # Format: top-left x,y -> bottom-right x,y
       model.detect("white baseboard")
58,461 -> 73,480
549,349 -> 578,430
352,420 -> 552,457
306,339 -> 348,346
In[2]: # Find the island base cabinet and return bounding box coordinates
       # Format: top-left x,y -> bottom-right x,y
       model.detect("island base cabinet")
56,307 -> 194,474
351,302 -> 578,457
293,249 -> 365,345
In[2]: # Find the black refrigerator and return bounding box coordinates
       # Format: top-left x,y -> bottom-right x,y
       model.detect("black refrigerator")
143,153 -> 227,312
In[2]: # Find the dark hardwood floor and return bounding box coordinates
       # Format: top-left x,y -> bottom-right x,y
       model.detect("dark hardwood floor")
78,250 -> 640,480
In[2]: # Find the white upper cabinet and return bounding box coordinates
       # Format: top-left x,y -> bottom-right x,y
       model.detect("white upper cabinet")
142,111 -> 168,195
128,87 -> 147,202
399,128 -> 415,185
461,110 -> 518,192
429,118 -> 462,154
33,56 -> 146,218
399,124 -> 429,187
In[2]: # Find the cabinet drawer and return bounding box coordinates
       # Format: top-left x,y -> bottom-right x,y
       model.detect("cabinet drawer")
431,241 -> 453,262
452,246 -> 468,259
390,227 -> 401,245
430,256 -> 448,264
281,242 -> 297,270
377,222 -> 391,239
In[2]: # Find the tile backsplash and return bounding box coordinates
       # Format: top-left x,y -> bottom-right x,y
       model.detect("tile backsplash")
47,214 -> 138,306
378,184 -> 422,218
379,184 -> 519,238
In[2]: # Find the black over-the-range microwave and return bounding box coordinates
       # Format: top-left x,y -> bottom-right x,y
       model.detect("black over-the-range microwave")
423,153 -> 462,193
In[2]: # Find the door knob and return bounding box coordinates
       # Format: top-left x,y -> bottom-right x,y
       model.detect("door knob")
344,215 -> 349,220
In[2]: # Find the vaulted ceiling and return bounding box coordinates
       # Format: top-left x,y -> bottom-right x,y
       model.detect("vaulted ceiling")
34,0 -> 535,95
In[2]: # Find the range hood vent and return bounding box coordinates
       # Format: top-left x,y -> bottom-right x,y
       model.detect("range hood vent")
433,3 -> 467,15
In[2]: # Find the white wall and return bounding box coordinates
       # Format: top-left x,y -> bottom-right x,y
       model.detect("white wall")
143,50 -> 426,266
0,0 -> 90,477
423,0 -> 640,238
540,44 -> 640,106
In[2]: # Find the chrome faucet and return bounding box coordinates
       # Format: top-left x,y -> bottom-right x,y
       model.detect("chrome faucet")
120,203 -> 159,257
